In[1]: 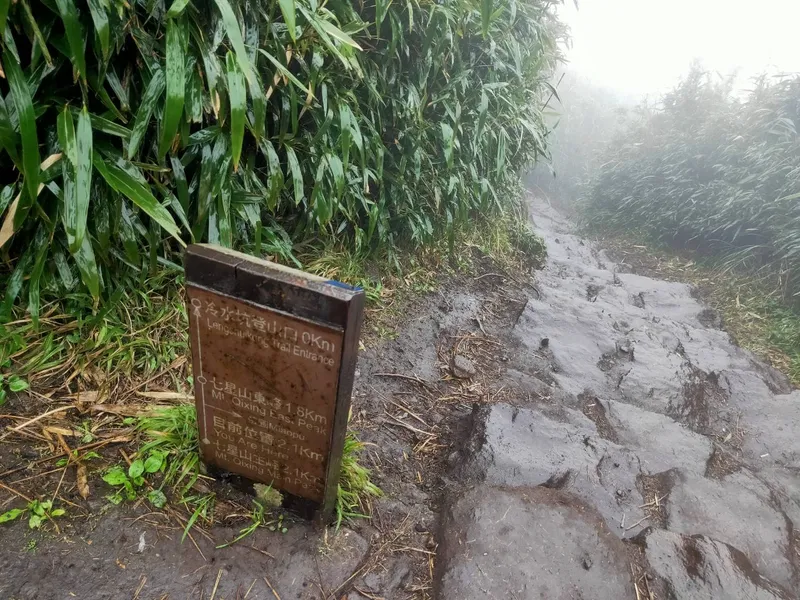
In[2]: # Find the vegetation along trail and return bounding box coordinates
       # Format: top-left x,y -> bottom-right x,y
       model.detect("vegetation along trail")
2,193 -> 797,598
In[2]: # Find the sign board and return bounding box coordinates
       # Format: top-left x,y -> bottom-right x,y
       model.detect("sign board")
184,245 -> 364,520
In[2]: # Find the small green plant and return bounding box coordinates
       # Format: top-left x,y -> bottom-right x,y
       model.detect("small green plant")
0,371 -> 29,406
181,492 -> 216,542
335,431 -> 382,529
102,450 -> 167,506
0,499 -> 66,529
135,404 -> 201,493
216,500 -> 268,549
56,450 -> 102,467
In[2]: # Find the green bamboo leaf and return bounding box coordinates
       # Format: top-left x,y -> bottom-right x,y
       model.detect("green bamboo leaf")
194,136 -> 228,239
106,69 -> 130,112
317,19 -> 363,51
73,230 -> 100,300
119,201 -> 140,264
55,0 -> 87,84
195,144 -> 215,237
58,106 -> 79,251
57,107 -> 77,165
53,248 -> 75,290
481,0 -> 493,38
225,52 -> 245,172
328,153 -> 344,196
86,0 -> 110,62
5,53 -> 40,216
167,0 -> 192,18
476,90 -> 489,143
93,153 -> 185,246
169,155 -> 189,213
75,106 -> 93,253
87,74 -> 127,122
260,140 -> 283,211
278,0 -> 296,42
128,67 -> 166,158
92,180 -> 111,250
159,18 -> 185,158
2,22 -> 19,63
339,104 -> 352,169
0,185 -> 14,217
0,0 -> 9,36
20,0 -> 52,66
213,0 -> 256,85
0,93 -> 19,168
186,67 -> 204,123
88,113 -> 132,139
285,145 -> 304,205
296,5 -> 349,68
1,247 -> 33,320
188,126 -> 220,146
310,159 -> 329,224
167,192 -> 192,236
247,74 -> 266,141
257,49 -> 311,97
218,188 -> 232,247
28,225 -> 51,323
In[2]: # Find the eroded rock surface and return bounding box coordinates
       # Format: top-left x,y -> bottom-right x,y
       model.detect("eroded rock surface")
437,486 -> 633,600
439,199 -> 800,599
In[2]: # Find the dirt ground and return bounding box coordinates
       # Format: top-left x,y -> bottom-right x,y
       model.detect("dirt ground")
1,196 -> 799,599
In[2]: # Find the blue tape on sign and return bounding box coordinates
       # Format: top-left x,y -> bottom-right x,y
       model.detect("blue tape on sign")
326,279 -> 362,291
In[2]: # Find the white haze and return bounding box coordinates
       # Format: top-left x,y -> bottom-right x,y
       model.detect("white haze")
560,0 -> 800,100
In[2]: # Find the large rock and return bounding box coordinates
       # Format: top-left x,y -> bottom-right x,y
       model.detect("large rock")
458,403 -> 649,538
437,486 -> 633,599
666,470 -> 795,589
645,529 -> 793,599
602,398 -> 713,475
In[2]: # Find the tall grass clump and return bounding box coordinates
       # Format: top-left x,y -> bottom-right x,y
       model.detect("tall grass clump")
586,65 -> 800,302
0,0 -> 565,322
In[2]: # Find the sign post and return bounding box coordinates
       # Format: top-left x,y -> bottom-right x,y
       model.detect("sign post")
184,245 -> 364,522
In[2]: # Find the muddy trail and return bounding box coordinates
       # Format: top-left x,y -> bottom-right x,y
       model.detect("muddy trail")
2,198 -> 799,599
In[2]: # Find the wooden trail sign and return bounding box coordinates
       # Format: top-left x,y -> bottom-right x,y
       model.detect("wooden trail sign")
184,245 -> 364,521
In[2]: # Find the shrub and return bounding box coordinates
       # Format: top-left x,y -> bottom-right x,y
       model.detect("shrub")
0,0 -> 564,319
586,65 -> 800,301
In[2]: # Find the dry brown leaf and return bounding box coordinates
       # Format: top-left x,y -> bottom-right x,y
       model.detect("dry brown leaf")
76,463 -> 89,499
90,403 -> 171,417
71,390 -> 102,404
0,194 -> 20,249
135,391 -> 193,401
0,154 -> 62,249
44,426 -> 78,437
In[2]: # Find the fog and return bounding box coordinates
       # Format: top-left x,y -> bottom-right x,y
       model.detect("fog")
531,0 -> 800,206
561,0 -> 800,100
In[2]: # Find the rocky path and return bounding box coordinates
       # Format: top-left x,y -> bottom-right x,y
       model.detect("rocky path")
2,198 -> 799,600
435,199 -> 800,599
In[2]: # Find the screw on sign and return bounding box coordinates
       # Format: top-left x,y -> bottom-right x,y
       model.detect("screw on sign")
184,245 -> 364,522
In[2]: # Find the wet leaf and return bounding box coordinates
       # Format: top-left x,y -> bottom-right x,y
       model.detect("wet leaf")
76,463 -> 90,499
225,52 -> 246,172
4,52 -> 39,217
55,0 -> 87,83
129,68 -> 166,159
148,489 -> 167,508
0,508 -> 24,523
159,18 -> 185,157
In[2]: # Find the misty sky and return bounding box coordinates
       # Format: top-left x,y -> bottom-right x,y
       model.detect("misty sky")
560,0 -> 800,99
